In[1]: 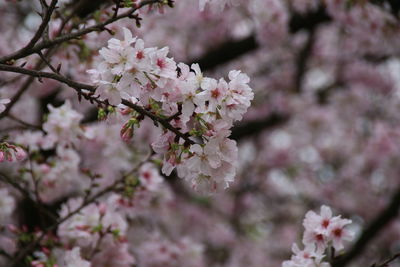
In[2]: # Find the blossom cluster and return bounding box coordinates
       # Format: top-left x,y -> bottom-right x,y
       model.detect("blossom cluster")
1,0 -> 399,266
282,206 -> 354,267
88,27 -> 254,193
24,160 -> 168,266
58,196 -> 128,250
13,101 -> 86,203
0,142 -> 26,162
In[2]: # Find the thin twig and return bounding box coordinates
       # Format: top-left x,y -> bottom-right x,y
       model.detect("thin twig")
37,51 -> 59,74
0,0 -> 161,120
0,0 -> 162,64
372,253 -> 400,267
0,172 -> 56,221
6,114 -> 42,130
0,64 -> 95,92
6,0 -> 58,64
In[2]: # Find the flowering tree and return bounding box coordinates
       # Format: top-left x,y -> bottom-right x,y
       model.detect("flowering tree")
0,0 -> 400,266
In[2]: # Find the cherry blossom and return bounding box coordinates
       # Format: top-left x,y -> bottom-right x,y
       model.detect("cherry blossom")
0,142 -> 27,163
59,247 -> 91,267
88,27 -> 253,193
0,0 -> 399,266
138,162 -> 164,192
283,206 -> 355,267
43,100 -> 84,147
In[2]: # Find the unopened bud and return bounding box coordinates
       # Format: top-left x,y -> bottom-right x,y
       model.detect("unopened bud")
120,108 -> 132,116
120,122 -> 134,142
98,108 -> 107,120
15,147 -> 26,161
99,203 -> 107,216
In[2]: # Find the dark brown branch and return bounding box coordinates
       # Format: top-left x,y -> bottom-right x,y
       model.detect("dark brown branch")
0,60 -> 91,119
230,113 -> 289,141
0,1 -> 103,120
0,64 -> 194,144
372,253 -> 400,267
0,64 -> 95,92
294,28 -> 316,93
6,114 -> 42,130
0,249 -> 11,260
289,6 -> 331,33
0,63 -> 290,144
73,0 -> 109,18
189,6 -> 331,72
8,0 -> 59,64
37,51 -> 59,74
332,186 -> 400,267
0,172 -> 56,221
0,0 -> 161,64
190,35 -> 258,71
121,99 -> 194,145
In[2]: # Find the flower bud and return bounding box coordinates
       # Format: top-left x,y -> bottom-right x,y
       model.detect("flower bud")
120,118 -> 138,142
120,107 -> 132,116
120,122 -> 134,142
97,108 -> 107,121
98,203 -> 107,216
15,147 -> 26,161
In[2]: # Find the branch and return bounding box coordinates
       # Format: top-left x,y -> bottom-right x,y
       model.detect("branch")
0,172 -> 57,221
0,0 -> 105,120
6,114 -> 42,130
372,253 -> 400,267
294,28 -> 316,93
189,6 -> 332,71
0,64 -> 95,92
0,62 -> 292,144
0,0 -> 161,122
0,249 -> 11,260
230,113 -> 289,141
121,99 -> 194,145
332,186 -> 400,267
37,51 -> 60,74
73,0 -> 109,18
0,64 -> 194,144
289,5 -> 331,33
0,0 -> 162,64
10,0 -> 59,64
189,35 -> 258,71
